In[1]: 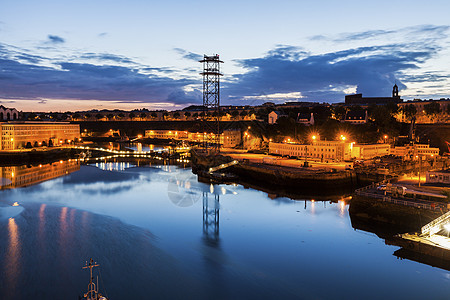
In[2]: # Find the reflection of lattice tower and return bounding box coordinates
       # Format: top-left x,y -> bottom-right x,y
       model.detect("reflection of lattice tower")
200,54 -> 223,151
202,192 -> 219,243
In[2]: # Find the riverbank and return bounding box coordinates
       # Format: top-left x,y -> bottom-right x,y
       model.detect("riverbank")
0,148 -> 81,165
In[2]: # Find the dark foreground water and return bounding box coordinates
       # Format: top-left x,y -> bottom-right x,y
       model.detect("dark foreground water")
0,161 -> 449,299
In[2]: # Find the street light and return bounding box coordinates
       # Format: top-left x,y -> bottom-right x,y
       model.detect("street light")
444,223 -> 450,237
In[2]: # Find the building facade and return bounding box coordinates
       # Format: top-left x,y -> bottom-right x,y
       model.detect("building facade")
426,169 -> 450,185
345,85 -> 402,105
269,141 -> 354,161
269,141 -> 390,161
342,110 -> 368,124
352,144 -> 390,159
0,106 -> 19,121
268,111 -> 287,124
396,99 -> 450,123
391,143 -> 440,159
0,122 -> 80,150
223,129 -> 242,148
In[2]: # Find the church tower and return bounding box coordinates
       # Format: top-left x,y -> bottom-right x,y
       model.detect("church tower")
392,83 -> 399,98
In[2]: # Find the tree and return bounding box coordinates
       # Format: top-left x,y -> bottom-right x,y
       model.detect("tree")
424,102 -> 441,119
151,112 -> 157,119
173,112 -> 180,119
333,106 -> 347,120
84,113 -> 91,119
231,110 -> 240,119
184,112 -> 191,118
107,114 -> 115,120
118,113 -> 125,119
192,112 -> 199,118
72,113 -> 81,120
27,113 -> 37,120
311,105 -> 332,125
402,104 -> 417,121
95,113 -> 103,120
129,112 -> 135,120
140,112 -> 147,120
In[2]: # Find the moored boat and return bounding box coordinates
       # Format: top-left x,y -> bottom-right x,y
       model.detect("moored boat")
80,258 -> 109,300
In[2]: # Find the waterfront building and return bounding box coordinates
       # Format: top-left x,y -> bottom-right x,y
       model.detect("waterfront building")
426,169 -> 450,185
145,129 -> 242,148
269,141 -> 391,161
0,122 -> 80,150
345,84 -> 402,105
0,106 -> 19,121
223,129 -> 242,148
391,143 -> 440,159
269,141 -> 354,161
352,143 -> 390,159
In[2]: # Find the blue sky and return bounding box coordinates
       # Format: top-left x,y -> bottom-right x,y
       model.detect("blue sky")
1,0 -> 450,111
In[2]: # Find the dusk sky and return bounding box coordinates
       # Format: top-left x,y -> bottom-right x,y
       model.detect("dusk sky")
1,0 -> 450,111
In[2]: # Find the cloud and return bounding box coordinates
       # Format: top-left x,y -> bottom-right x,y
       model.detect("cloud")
98,32 -> 108,38
0,44 -> 198,106
174,48 -> 202,61
336,29 -> 396,41
224,26 -> 450,103
80,53 -> 135,64
47,35 -> 65,44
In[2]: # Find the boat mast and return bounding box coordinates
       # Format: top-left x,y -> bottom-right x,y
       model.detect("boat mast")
83,258 -> 100,299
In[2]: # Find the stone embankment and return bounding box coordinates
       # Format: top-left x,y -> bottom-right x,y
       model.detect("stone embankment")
0,148 -> 80,165
191,150 -> 359,191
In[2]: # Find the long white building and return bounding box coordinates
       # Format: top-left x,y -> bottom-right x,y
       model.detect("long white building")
0,122 -> 80,150
269,141 -> 390,161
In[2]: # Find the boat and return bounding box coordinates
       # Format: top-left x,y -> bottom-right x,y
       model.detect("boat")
80,258 -> 109,300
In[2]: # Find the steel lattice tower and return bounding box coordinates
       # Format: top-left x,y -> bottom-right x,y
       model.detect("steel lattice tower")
200,54 -> 223,151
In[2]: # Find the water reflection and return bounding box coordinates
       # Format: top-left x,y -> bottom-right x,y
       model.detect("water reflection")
0,160 -> 80,190
94,161 -> 132,172
5,217 -> 20,297
167,172 -> 201,207
0,159 -> 449,299
202,192 -> 220,246
38,204 -> 46,251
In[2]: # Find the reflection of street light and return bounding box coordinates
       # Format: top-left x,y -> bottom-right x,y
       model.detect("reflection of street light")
384,135 -> 388,144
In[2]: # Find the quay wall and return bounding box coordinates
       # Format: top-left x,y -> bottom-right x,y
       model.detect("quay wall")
231,163 -> 358,190
0,148 -> 79,166
349,194 -> 442,233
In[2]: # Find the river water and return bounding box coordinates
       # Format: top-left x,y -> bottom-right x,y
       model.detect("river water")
0,158 -> 449,299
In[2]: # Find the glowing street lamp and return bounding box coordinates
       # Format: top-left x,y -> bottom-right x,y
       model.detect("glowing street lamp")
340,135 -> 346,141
444,223 -> 450,237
